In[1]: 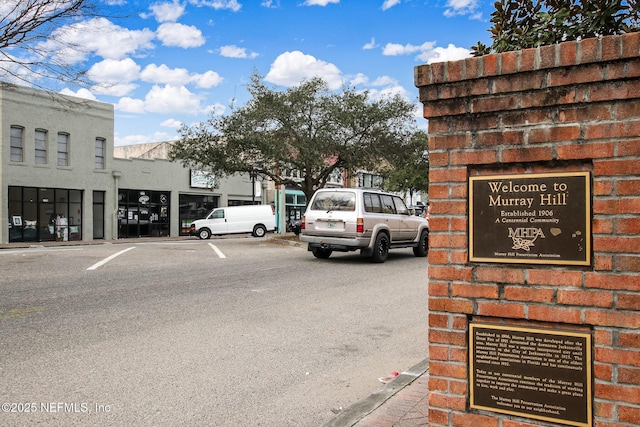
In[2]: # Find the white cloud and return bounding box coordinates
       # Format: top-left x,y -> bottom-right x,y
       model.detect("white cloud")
157,23 -> 205,48
193,70 -> 224,88
303,0 -> 339,5
92,83 -> 139,97
265,51 -> 343,90
42,18 -> 154,63
59,88 -> 97,101
444,0 -> 481,18
368,84 -> 409,101
382,0 -> 400,11
88,58 -> 141,84
144,85 -> 203,114
380,40 -> 470,63
203,103 -> 227,116
86,58 -> 141,96
383,41 -> 436,56
141,64 -> 191,85
116,85 -> 204,115
372,76 -> 399,87
365,75 -> 409,101
417,43 -> 471,63
116,97 -> 146,114
148,1 -> 186,23
349,73 -> 369,86
140,64 -> 222,88
363,37 -> 377,50
219,45 -> 259,59
188,0 -> 242,12
160,118 -> 184,128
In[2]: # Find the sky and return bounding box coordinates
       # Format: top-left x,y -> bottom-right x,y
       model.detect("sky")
27,0 -> 496,146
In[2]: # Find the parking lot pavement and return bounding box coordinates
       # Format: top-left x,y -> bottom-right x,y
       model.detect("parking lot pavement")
1,233 -> 431,426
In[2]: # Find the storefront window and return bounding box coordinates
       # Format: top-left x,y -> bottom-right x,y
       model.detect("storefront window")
7,186 -> 83,242
179,195 -> 218,235
118,189 -> 170,238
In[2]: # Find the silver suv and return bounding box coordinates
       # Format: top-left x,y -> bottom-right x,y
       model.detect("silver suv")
300,188 -> 429,263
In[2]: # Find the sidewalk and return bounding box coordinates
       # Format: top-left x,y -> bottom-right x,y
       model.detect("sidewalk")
323,359 -> 429,427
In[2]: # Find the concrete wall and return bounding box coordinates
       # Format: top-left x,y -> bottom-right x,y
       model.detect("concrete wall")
415,32 -> 640,426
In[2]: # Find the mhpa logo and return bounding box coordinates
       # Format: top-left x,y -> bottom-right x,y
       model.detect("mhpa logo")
508,228 -> 545,251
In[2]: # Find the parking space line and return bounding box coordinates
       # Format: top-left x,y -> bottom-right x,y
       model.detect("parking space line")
208,243 -> 226,259
86,247 -> 136,270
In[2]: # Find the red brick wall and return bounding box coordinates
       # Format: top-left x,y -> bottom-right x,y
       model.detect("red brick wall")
415,32 -> 640,426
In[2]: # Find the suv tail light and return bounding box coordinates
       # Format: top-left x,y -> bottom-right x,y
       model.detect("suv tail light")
357,218 -> 364,233
301,215 -> 305,230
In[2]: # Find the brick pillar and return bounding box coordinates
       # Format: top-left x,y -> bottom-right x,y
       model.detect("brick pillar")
415,33 -> 640,427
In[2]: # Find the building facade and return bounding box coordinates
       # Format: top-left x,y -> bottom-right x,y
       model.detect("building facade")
1,83 -> 265,244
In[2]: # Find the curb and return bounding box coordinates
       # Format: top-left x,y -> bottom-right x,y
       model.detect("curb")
322,358 -> 429,427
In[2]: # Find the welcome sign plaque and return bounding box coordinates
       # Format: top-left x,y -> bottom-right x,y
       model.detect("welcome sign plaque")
469,172 -> 591,266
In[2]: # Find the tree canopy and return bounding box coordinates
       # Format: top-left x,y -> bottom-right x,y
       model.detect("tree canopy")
472,0 -> 640,56
0,0 -> 100,87
169,72 -> 424,202
381,130 -> 429,202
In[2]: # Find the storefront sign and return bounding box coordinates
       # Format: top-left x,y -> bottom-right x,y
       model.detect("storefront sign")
470,323 -> 592,427
190,170 -> 215,189
469,172 -> 591,265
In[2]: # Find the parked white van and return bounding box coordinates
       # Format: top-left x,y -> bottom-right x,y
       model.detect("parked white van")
190,205 -> 276,239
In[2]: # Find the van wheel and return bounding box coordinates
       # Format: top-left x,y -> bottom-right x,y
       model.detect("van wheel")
371,233 -> 390,263
253,225 -> 267,237
311,247 -> 332,259
413,230 -> 429,257
198,228 -> 211,240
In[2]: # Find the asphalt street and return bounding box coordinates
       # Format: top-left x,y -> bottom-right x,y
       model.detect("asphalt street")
0,237 -> 429,426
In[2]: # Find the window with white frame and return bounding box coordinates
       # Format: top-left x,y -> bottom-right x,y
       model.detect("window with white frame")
57,133 -> 69,166
10,126 -> 24,162
95,138 -> 105,169
35,129 -> 47,164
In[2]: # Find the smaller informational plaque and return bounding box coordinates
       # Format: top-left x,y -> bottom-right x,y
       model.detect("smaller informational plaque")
469,172 -> 591,265
470,323 -> 592,427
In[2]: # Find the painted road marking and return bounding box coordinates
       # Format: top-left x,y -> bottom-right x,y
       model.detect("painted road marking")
86,247 -> 136,270
0,248 -> 83,256
0,306 -> 46,320
208,243 -> 226,258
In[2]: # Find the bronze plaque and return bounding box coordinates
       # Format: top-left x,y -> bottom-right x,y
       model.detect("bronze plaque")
470,323 -> 592,427
469,172 -> 591,265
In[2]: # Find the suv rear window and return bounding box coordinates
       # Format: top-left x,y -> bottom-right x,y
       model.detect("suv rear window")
311,191 -> 356,211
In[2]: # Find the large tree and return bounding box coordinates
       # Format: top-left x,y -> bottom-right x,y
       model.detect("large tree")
0,0 -> 100,87
381,130 -> 429,202
169,72 -> 422,202
472,0 -> 640,56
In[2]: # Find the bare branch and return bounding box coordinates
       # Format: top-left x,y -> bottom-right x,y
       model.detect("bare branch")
0,0 -> 103,88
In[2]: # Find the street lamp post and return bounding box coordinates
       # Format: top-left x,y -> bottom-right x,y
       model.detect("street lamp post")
250,171 -> 257,204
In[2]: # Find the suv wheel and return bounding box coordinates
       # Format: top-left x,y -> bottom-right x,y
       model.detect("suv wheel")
413,230 -> 429,257
371,232 -> 390,263
311,247 -> 332,259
